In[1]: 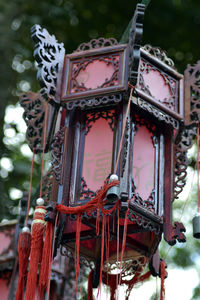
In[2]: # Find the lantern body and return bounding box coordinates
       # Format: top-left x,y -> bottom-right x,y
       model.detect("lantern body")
22,4 -> 198,282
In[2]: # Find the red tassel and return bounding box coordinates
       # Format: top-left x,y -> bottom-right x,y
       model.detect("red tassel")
25,203 -> 46,300
87,270 -> 94,300
15,230 -> 31,300
38,221 -> 53,300
160,260 -> 165,300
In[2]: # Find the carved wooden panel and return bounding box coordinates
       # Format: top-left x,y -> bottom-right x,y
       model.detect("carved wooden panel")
184,60 -> 200,125
19,91 -> 58,153
61,44 -> 128,102
31,25 -> 65,104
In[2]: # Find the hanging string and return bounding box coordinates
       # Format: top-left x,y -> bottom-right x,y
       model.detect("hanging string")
114,85 -> 133,174
46,211 -> 58,300
39,100 -> 49,198
25,148 -> 35,226
197,123 -> 199,213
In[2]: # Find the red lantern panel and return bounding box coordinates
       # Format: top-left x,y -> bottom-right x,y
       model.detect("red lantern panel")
81,112 -> 114,194
61,44 -> 128,101
68,109 -> 117,206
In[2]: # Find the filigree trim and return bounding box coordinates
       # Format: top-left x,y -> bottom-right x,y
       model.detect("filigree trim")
19,92 -> 45,153
70,55 -> 119,93
132,96 -> 179,129
174,126 -> 196,199
80,177 -> 96,200
139,59 -> 177,111
65,93 -> 122,110
142,44 -> 175,68
128,209 -> 160,235
184,61 -> 200,124
75,37 -> 118,52
85,110 -> 115,134
31,24 -> 65,103
51,127 -> 65,182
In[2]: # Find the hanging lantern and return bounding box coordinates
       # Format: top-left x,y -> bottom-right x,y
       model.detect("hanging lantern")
18,2 -> 200,298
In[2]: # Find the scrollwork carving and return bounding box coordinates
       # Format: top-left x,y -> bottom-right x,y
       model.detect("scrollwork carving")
128,209 -> 160,235
19,91 -> 45,153
132,96 -> 179,129
65,93 -> 122,111
75,37 -> 118,52
174,126 -> 196,199
142,44 -> 175,68
51,127 -> 65,182
184,61 -> 200,124
139,59 -> 177,111
85,110 -> 115,135
80,177 -> 96,200
31,24 -> 65,103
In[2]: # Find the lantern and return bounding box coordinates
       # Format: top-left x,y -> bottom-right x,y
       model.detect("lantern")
18,2 -> 200,298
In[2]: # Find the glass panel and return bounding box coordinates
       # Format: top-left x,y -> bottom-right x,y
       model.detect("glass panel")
70,55 -> 120,93
139,59 -> 177,111
132,125 -> 155,201
82,113 -> 114,193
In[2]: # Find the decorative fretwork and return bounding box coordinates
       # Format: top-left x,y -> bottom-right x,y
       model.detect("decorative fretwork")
184,61 -> 200,124
51,127 -> 65,183
128,209 -> 160,235
128,4 -> 145,85
65,93 -> 122,110
70,55 -> 119,93
75,37 -> 118,52
139,59 -> 177,111
41,168 -> 54,204
61,246 -> 95,269
121,119 -> 130,177
174,126 -> 196,199
80,177 -> 96,200
142,44 -> 175,68
19,92 -> 45,153
85,110 -> 115,135
164,222 -> 186,246
131,179 -> 155,212
31,24 -> 65,103
132,96 -> 179,129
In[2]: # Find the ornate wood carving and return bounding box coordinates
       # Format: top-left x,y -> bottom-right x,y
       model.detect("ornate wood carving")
65,93 -> 122,110
142,44 -> 175,68
70,54 -> 120,93
31,24 -> 65,103
41,168 -> 54,203
75,37 -> 118,52
131,179 -> 156,212
164,222 -> 186,246
51,127 -> 65,182
19,92 -> 45,153
80,177 -> 96,200
184,60 -> 200,125
85,110 -> 115,134
128,3 -> 145,85
128,209 -> 160,235
174,126 -> 196,199
132,96 -> 179,129
139,58 -> 177,110
19,91 -> 57,153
